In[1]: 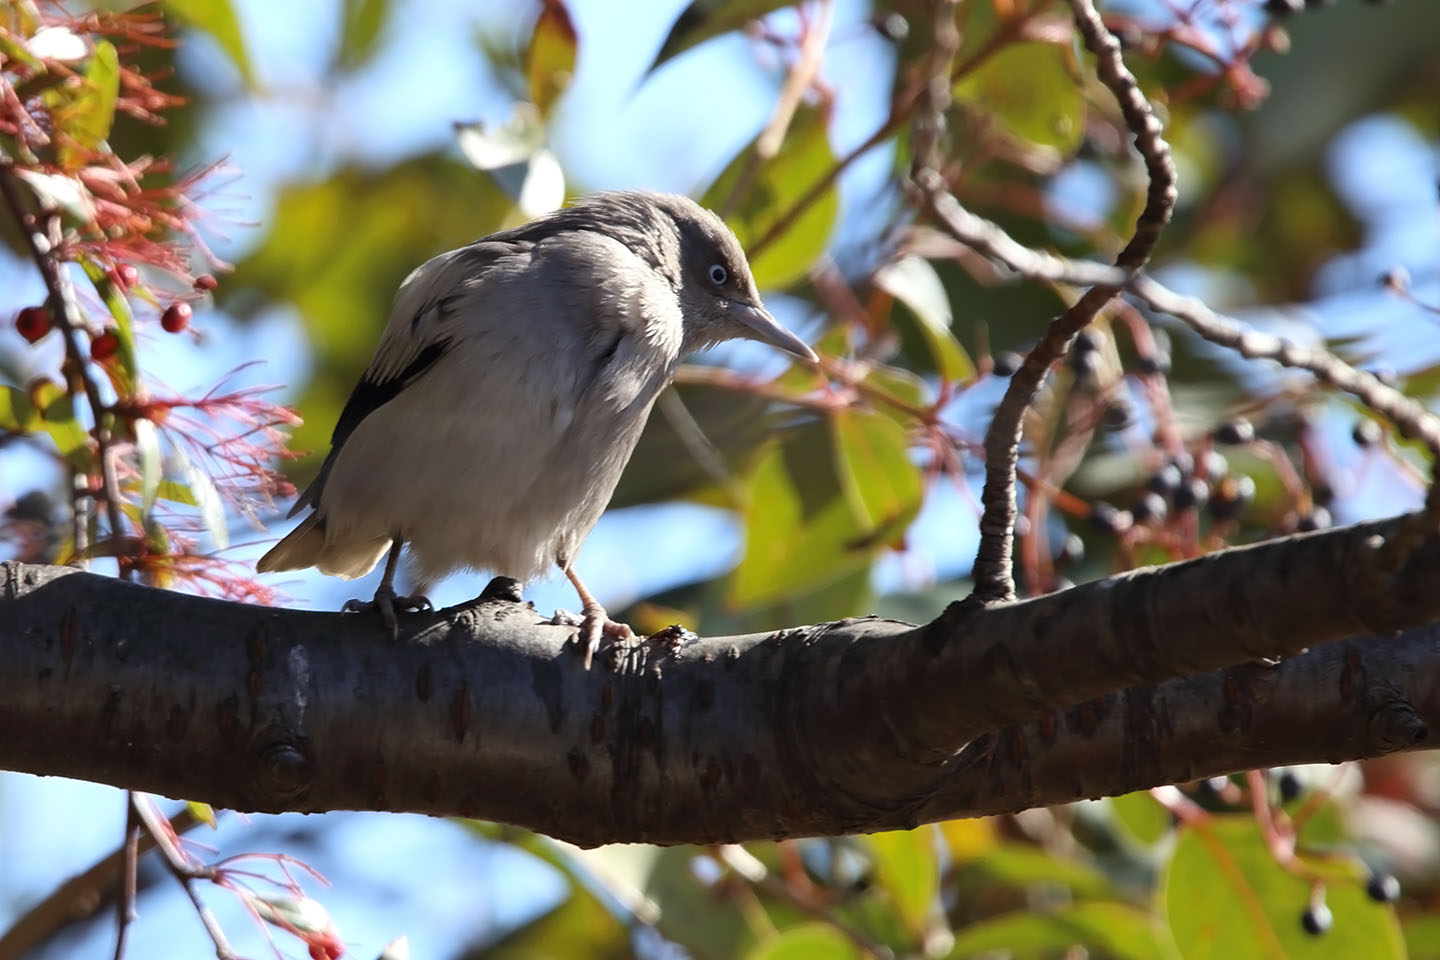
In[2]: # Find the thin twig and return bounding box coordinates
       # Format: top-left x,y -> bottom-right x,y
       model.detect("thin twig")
111,796 -> 141,960
953,0 -> 1176,603
130,796 -> 236,960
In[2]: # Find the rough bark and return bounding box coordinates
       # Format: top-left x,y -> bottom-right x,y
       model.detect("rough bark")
2,511 -> 1437,847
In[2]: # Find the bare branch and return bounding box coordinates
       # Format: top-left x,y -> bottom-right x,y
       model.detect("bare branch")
3,508 -> 1438,845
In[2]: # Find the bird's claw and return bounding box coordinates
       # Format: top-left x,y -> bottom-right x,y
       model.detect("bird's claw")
549,607 -> 636,670
342,589 -> 433,638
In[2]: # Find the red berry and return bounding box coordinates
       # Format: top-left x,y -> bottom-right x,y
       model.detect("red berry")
160,302 -> 192,333
193,273 -> 218,292
16,306 -> 52,343
112,263 -> 140,290
91,329 -> 120,361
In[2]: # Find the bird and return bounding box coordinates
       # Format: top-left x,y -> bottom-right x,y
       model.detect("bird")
257,190 -> 816,664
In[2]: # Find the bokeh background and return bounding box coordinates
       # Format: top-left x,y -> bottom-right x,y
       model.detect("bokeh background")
3,0 -> 1440,957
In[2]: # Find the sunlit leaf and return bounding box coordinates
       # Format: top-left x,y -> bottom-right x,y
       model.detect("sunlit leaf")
186,800 -> 217,828
702,105 -> 838,290
867,828 -> 938,936
56,39 -> 118,167
81,260 -> 139,394
0,385 -> 39,431
31,379 -> 91,471
155,480 -> 198,506
337,0 -> 389,70
649,0 -> 793,74
743,924 -> 863,960
873,255 -> 974,383
1164,815 -> 1405,960
1110,791 -> 1172,846
730,429 -> 877,609
939,818 -> 997,864
162,0 -> 253,86
945,902 -> 1179,960
526,0 -> 577,117
831,410 -> 922,549
956,844 -> 1118,902
953,42 -> 1085,153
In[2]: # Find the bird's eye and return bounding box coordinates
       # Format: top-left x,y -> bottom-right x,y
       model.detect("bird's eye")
708,263 -> 728,285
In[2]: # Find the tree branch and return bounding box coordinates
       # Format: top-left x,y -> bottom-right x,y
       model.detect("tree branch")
3,509 -> 1438,846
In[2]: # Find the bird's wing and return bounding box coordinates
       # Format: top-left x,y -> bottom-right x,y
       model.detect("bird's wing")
288,242 -> 527,518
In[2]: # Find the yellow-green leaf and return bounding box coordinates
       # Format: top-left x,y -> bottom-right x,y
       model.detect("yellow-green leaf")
526,0 -> 577,117
336,0 -> 388,70
162,0 -> 253,86
56,39 -> 118,166
702,105 -> 838,290
868,828 -> 938,936
186,800 -> 217,828
0,385 -> 39,431
946,902 -> 1179,960
744,924 -> 863,960
954,42 -> 1085,153
32,380 -> 92,471
832,410 -> 922,549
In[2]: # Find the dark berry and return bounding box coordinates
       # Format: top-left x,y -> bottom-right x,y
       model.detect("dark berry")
1209,474 -> 1255,522
1057,533 -> 1085,567
1173,477 -> 1209,512
1089,501 -> 1122,534
1297,506 -> 1331,532
1301,903 -> 1332,936
1148,463 -> 1184,497
1136,351 -> 1171,376
1195,776 -> 1230,801
1366,872 -> 1400,904
15,306 -> 51,343
1352,419 -> 1382,449
1073,330 -> 1099,354
1132,491 -> 1168,524
193,273 -> 219,292
1101,399 -> 1134,432
1266,0 -> 1303,15
1214,418 -> 1255,445
160,302 -> 192,333
1070,348 -> 1101,380
1381,267 -> 1410,291
992,351 -> 1021,378
1276,768 -> 1305,803
90,329 -> 119,361
1311,480 -> 1335,507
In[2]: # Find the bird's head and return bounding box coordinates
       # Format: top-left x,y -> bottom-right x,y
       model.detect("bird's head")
579,191 -> 818,364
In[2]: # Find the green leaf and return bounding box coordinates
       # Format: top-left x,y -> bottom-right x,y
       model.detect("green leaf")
526,0 -> 577,117
957,844 -> 1119,902
162,0 -> 253,86
945,902 -> 1179,960
701,105 -> 837,290
336,0 -> 389,71
155,480 -> 198,506
873,256 -> 974,383
56,40 -> 118,167
953,43 -> 1085,153
1164,815 -> 1405,960
1110,791 -> 1173,846
730,427 -> 881,609
831,410 -> 922,550
0,385 -> 39,431
650,0 -> 793,74
32,380 -> 92,471
867,828 -> 938,937
473,884 -> 629,960
744,924 -> 863,960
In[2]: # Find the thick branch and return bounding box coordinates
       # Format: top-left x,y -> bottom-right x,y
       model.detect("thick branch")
2,513 -> 1439,846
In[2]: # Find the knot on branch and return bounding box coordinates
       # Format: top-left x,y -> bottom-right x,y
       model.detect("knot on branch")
1367,699 -> 1429,753
254,738 -> 313,805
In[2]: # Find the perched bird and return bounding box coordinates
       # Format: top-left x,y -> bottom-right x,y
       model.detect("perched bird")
258,190 -> 816,662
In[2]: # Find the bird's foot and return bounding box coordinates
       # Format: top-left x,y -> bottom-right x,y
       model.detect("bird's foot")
342,586 -> 432,638
550,605 -> 636,670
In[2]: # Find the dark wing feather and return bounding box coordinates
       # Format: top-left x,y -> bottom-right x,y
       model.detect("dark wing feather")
288,338 -> 453,517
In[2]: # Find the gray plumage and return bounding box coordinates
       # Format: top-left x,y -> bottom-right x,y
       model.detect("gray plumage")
257,191 -> 814,632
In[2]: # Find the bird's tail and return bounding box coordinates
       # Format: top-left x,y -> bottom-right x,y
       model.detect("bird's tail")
256,514 -> 391,580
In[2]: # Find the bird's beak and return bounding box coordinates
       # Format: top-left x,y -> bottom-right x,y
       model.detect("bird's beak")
733,302 -> 818,362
